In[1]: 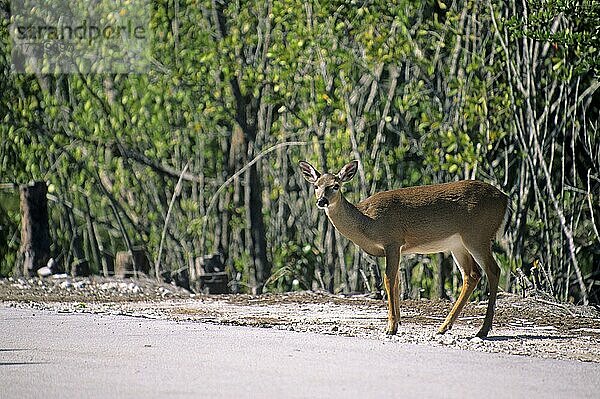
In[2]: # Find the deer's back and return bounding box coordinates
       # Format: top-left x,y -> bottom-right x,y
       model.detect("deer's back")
356,180 -> 507,241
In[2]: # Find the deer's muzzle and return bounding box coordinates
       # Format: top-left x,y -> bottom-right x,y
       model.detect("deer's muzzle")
316,197 -> 329,208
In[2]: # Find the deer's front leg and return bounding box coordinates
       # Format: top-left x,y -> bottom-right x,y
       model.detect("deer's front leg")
383,246 -> 401,335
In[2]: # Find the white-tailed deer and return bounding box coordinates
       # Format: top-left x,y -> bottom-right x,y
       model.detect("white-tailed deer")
299,160 -> 508,337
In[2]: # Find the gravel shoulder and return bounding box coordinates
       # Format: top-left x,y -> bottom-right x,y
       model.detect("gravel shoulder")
2,276 -> 600,362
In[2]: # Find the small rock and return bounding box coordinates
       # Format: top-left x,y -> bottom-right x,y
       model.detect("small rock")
37,266 -> 53,277
60,280 -> 72,289
100,282 -> 117,291
443,337 -> 456,345
470,337 -> 483,344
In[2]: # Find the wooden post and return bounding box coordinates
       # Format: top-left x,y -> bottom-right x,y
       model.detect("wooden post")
115,251 -> 130,278
19,181 -> 50,276
115,248 -> 149,278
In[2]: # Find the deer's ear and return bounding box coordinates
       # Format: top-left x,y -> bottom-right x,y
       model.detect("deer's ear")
298,161 -> 321,184
338,161 -> 358,182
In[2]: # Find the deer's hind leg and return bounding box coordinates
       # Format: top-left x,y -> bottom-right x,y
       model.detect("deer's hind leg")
437,246 -> 481,335
383,245 -> 401,335
465,243 -> 500,338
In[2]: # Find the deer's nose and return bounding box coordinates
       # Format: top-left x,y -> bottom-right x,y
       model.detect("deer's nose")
317,197 -> 329,208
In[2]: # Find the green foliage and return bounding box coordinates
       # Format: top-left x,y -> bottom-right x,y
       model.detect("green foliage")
0,0 -> 598,302
267,241 -> 318,292
505,0 -> 600,76
0,191 -> 20,276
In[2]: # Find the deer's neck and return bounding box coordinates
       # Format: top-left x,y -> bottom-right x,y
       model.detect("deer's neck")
325,195 -> 374,247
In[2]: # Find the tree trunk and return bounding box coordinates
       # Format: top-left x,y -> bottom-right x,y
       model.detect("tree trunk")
19,181 -> 50,277
249,159 -> 270,294
210,0 -> 272,294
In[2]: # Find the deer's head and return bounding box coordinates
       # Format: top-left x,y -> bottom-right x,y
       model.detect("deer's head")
298,160 -> 358,209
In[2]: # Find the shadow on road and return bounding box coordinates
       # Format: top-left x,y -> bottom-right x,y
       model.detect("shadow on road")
485,335 -> 575,342
0,362 -> 49,366
0,348 -> 48,366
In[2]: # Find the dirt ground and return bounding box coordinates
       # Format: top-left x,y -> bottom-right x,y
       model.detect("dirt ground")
2,275 -> 600,363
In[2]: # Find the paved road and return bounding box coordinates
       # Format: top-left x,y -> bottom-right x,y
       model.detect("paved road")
1,306 -> 599,398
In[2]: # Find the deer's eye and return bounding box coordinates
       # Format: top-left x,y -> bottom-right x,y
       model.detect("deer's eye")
332,184 -> 340,191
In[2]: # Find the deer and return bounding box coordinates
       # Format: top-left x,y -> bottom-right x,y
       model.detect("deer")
298,160 -> 509,338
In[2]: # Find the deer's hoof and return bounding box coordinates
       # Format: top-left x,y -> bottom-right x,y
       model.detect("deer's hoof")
437,324 -> 451,335
475,328 -> 490,338
386,325 -> 398,335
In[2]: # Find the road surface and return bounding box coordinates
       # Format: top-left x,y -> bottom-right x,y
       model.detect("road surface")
1,306 -> 599,398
